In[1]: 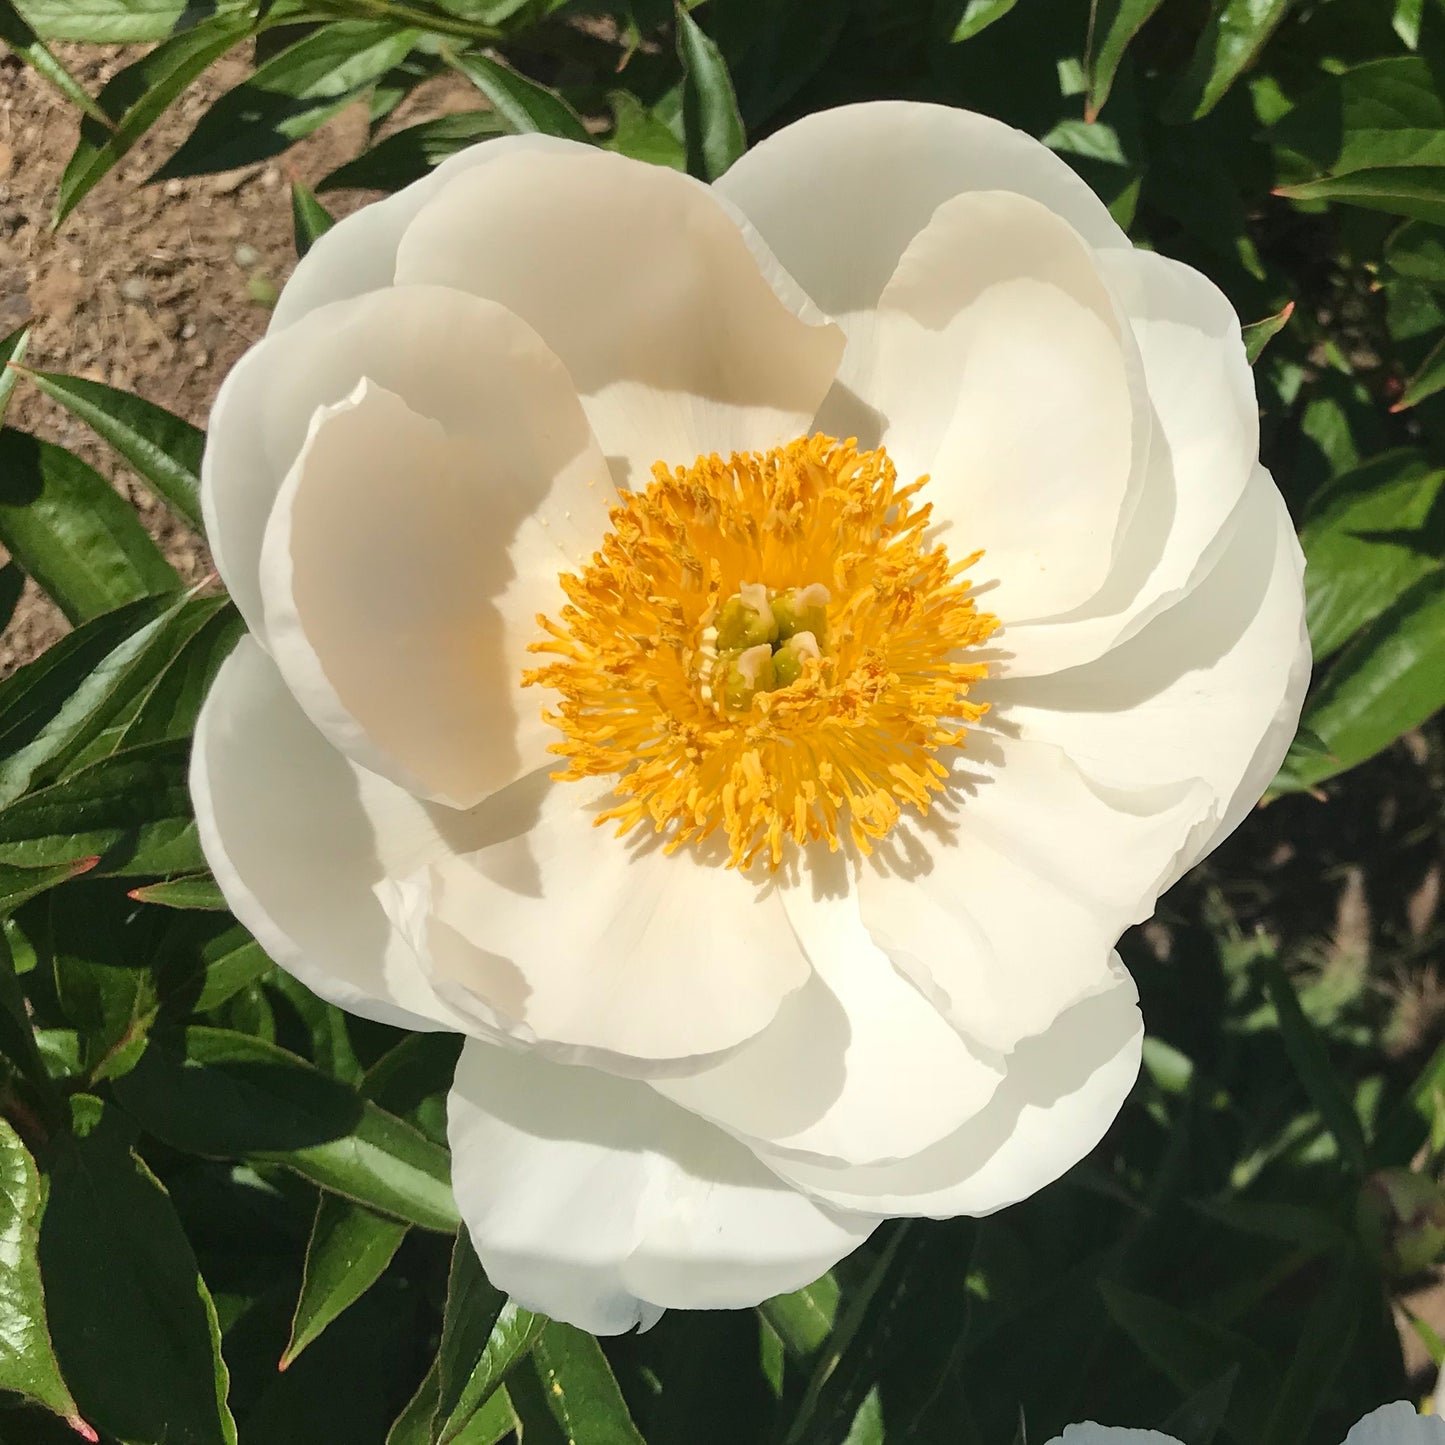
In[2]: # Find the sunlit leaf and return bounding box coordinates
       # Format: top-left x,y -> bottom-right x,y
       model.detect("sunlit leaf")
677,5 -> 745,181
446,50 -> 589,142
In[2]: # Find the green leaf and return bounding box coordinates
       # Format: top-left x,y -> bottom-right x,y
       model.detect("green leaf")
0,1115 -> 89,1435
281,1195 -> 407,1369
0,0 -> 111,125
13,0 -> 253,43
357,1031 -> 462,1145
0,738 -> 203,877
1394,330 -> 1445,410
112,1026 -> 459,1231
1242,301 -> 1294,364
435,1229 -> 545,1445
945,0 -> 1018,42
1158,1366 -> 1239,1445
39,1095 -> 237,1444
156,21 -> 423,179
0,857 -> 100,915
56,11 -> 258,225
291,182 -> 335,259
0,323 -> 29,431
1084,0 -> 1165,119
1280,570 -> 1445,789
0,429 -> 179,623
677,5 -> 745,181
1164,0 -> 1295,121
759,1273 -> 841,1359
1300,450 -> 1444,660
18,369 -> 205,529
1275,167 -> 1445,225
445,50 -> 590,142
318,111 -> 504,192
1384,220 -> 1445,288
1259,957 -> 1370,1174
514,1322 -> 644,1445
389,1362 -> 517,1445
0,922 -> 60,1097
156,918 -> 273,1015
129,873 -> 228,910
605,90 -> 685,169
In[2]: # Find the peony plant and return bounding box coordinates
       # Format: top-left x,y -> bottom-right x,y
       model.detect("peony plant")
193,101 -> 1308,1331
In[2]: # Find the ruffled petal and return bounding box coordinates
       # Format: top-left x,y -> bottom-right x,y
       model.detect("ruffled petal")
753,964 -> 1143,1216
190,636 -> 482,1033
392,145 -> 842,489
402,780 -> 811,1066
1342,1404 -> 1445,1444
857,738 -> 1211,1055
715,101 -> 1127,328
653,863 -> 1003,1165
446,1037 -> 877,1333
257,361 -> 611,810
991,467 -> 1308,884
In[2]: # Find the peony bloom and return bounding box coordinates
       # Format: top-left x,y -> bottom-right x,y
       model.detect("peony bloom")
192,102 -> 1309,1332
1046,1402 -> 1445,1443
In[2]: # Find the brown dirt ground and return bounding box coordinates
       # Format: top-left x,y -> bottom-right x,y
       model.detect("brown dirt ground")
0,41 -> 480,676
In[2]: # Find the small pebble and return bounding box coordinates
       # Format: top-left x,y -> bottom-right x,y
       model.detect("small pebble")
120,277 -> 148,302
233,242 -> 260,268
261,167 -> 281,189
180,321 -> 197,340
162,178 -> 183,197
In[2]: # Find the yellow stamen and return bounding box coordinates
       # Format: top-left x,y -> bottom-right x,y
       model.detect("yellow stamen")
523,434 -> 999,871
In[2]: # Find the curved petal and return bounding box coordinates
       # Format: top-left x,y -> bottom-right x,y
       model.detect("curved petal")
715,101 -> 1128,329
653,862 -> 1003,1166
258,361 -> 612,810
857,738 -> 1211,1054
755,963 -> 1143,1216
405,780 -> 811,1066
446,1037 -> 877,1333
1003,249 -> 1262,677
822,190 -> 1146,622
991,467 -> 1309,884
392,145 -> 843,489
190,636 -> 480,1034
1342,1404 -> 1445,1445
204,284 -> 611,639
1046,1428 -> 1181,1445
268,134 -> 579,333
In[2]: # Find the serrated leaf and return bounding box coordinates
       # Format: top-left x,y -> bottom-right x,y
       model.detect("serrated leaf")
0,324 -> 29,431
514,1322 -> 644,1445
0,0 -> 110,125
0,1115 -> 89,1436
112,1026 -> 459,1230
445,50 -> 589,142
1085,0 -> 1165,119
1242,301 -> 1294,364
19,369 -> 205,528
677,5 -> 745,181
318,111 -> 504,192
1164,0 -> 1295,122
39,1095 -> 237,1444
290,181 -> 335,258
0,429 -> 179,623
56,12 -> 258,225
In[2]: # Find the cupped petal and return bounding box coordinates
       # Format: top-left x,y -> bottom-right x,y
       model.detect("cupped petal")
990,466 -> 1309,884
715,101 -> 1128,329
402,779 -> 811,1066
1002,249 -> 1262,677
446,1036 -> 877,1333
392,145 -> 843,489
754,963 -> 1143,1217
204,283 -> 611,640
190,635 -> 481,1034
258,357 -> 612,809
1342,1404 -> 1445,1444
653,863 -> 1003,1166
858,738 -> 1211,1055
822,190 -> 1146,622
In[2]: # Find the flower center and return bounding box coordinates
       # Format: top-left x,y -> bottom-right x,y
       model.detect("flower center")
524,434 -> 999,870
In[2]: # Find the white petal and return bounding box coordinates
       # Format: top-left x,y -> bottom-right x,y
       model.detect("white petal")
1342,1404 -> 1445,1445
755,964 -> 1143,1216
1003,249 -> 1262,676
822,190 -> 1146,622
858,738 -> 1211,1054
190,636 -> 480,1034
204,283 -> 610,640
392,145 -> 843,489
991,467 -> 1309,885
653,859 -> 1003,1165
257,362 -> 611,810
407,780 -> 811,1066
715,101 -> 1127,328
1046,1427 -> 1181,1445
268,134 -> 580,333
446,1037 -> 877,1333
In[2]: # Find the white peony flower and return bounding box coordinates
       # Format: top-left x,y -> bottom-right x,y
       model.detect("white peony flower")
1048,1401 -> 1445,1444
191,101 -> 1309,1333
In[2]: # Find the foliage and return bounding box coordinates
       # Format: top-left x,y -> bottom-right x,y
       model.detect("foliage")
0,0 -> 1444,1441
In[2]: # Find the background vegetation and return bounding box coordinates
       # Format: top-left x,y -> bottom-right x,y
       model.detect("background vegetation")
0,0 -> 1443,1441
